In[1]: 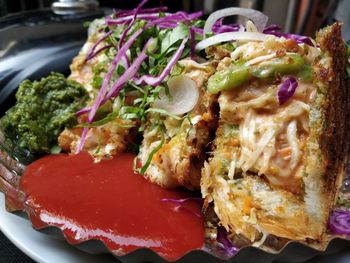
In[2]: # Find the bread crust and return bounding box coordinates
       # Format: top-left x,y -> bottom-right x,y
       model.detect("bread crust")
140,62 -> 219,190
201,23 -> 349,244
317,22 -> 349,208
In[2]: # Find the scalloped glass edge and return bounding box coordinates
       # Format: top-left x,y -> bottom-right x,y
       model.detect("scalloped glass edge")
1,131 -> 350,262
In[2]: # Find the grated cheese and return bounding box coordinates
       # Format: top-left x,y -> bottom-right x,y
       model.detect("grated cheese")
241,126 -> 276,172
286,120 -> 299,173
227,152 -> 237,180
245,53 -> 277,66
259,139 -> 275,175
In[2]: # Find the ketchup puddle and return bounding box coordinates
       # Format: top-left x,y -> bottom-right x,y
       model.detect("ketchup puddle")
19,153 -> 204,261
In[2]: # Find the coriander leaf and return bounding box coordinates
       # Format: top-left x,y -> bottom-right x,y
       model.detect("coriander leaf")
161,23 -> 189,53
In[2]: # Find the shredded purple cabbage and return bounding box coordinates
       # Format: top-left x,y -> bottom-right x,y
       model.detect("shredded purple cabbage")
85,31 -> 112,61
189,27 -> 196,59
76,12 -> 200,118
76,127 -> 89,153
106,14 -> 163,25
106,37 -> 155,100
191,27 -> 204,35
133,37 -> 188,87
106,11 -> 202,26
121,53 -> 130,68
263,24 -> 314,46
75,107 -> 90,117
158,21 -> 178,29
277,77 -> 298,105
76,38 -> 153,153
118,0 -> 148,50
76,7 -> 203,150
263,24 -> 280,32
217,226 -> 239,257
78,19 -> 154,120
86,44 -> 113,61
114,6 -> 168,18
328,209 -> 350,236
212,19 -> 244,34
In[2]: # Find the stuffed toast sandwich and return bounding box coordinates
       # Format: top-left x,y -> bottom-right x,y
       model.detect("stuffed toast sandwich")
55,7 -> 219,192
3,2 -> 350,260
58,19 -> 138,159
138,59 -> 218,190
200,22 -> 350,246
57,7 -> 350,246
54,5 -> 350,246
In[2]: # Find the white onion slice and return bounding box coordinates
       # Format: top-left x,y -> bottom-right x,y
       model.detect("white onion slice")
203,7 -> 268,37
153,75 -> 199,115
195,32 -> 268,51
245,20 -> 258,32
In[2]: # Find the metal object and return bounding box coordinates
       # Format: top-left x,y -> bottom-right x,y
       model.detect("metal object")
0,9 -> 104,115
52,0 -> 99,15
1,4 -> 350,263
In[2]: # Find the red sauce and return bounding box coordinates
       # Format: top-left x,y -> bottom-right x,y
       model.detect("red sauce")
19,153 -> 204,261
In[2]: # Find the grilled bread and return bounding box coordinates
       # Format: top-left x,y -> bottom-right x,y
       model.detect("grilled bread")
58,19 -> 136,160
201,23 -> 349,244
138,59 -> 218,190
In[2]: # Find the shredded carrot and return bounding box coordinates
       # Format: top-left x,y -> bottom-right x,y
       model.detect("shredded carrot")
285,39 -> 298,51
277,147 -> 292,158
152,143 -> 171,162
275,206 -> 285,213
226,138 -> 240,147
243,196 -> 252,215
202,112 -> 211,122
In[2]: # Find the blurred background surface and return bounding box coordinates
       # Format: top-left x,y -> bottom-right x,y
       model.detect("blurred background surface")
0,1 -> 350,263
0,0 -> 349,40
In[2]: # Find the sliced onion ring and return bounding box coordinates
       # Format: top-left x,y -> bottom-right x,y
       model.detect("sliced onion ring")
203,7 -> 268,37
195,31 -> 268,51
153,75 -> 199,115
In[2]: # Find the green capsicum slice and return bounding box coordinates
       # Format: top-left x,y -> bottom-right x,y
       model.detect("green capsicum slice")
207,54 -> 306,94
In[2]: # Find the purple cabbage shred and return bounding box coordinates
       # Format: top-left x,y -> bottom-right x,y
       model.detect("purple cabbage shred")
212,19 -> 244,34
328,209 -> 350,236
277,77 -> 298,105
216,226 -> 239,257
189,27 -> 196,59
263,24 -> 314,46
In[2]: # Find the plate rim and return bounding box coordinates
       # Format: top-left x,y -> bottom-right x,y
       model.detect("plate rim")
0,193 -> 116,263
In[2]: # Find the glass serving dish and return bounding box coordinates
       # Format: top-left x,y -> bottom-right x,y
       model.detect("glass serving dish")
1,8 -> 350,263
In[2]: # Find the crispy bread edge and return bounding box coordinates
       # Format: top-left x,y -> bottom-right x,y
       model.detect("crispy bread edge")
203,23 -> 350,246
304,22 -> 349,244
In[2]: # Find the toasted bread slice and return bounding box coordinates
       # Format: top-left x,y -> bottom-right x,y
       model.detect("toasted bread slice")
201,23 -> 349,244
58,19 -> 136,160
138,59 -> 218,190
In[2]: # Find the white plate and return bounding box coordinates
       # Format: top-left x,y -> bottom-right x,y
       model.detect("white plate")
0,194 -> 117,263
2,192 -> 350,263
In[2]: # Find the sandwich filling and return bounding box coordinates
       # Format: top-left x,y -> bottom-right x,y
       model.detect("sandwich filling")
2,3 -> 347,249
201,23 -> 347,244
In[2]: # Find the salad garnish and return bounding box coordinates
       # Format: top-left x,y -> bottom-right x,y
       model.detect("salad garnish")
216,226 -> 239,257
278,77 -> 298,105
76,0 -> 204,152
328,209 -> 350,236
1,1 -> 350,260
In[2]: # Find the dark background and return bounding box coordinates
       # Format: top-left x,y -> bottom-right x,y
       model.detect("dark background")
0,0 -> 349,262
0,0 -> 348,38
0,231 -> 34,263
